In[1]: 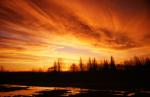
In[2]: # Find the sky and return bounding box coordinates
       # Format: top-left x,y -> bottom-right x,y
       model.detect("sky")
0,0 -> 150,71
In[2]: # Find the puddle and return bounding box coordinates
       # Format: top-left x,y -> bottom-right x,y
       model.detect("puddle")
0,84 -> 150,97
0,84 -> 88,96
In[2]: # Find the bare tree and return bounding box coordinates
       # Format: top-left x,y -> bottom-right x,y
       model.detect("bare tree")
48,58 -> 63,72
57,58 -> 61,72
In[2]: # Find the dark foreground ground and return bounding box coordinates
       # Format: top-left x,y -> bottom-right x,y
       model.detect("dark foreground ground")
0,72 -> 150,97
0,72 -> 150,89
34,90 -> 150,97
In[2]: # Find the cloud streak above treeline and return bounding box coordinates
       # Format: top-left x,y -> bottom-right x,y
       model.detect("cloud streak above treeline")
0,0 -> 150,71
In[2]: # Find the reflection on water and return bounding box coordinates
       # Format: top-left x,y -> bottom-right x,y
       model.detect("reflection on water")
0,84 -> 150,97
0,84 -> 88,96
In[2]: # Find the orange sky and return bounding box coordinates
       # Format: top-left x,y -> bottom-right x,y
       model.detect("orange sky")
0,0 -> 150,71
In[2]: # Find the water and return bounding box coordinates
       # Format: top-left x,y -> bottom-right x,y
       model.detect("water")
0,84 -> 88,96
0,84 -> 150,97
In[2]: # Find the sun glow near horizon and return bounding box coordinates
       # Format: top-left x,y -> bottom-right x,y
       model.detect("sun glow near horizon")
0,0 -> 150,71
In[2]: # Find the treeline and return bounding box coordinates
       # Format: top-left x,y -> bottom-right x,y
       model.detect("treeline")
48,56 -> 150,72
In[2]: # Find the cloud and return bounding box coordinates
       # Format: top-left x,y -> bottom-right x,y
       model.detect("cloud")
0,0 -> 150,71
55,45 -> 100,57
93,28 -> 139,49
0,0 -> 149,50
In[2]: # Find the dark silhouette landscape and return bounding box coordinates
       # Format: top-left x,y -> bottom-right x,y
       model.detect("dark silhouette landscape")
0,0 -> 150,96
0,56 -> 150,97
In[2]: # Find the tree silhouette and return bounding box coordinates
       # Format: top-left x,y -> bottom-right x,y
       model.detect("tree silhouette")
87,57 -> 92,71
88,57 -> 98,72
92,57 -> 98,71
48,61 -> 57,72
57,58 -> 62,72
47,56 -> 150,73
79,57 -> 84,72
110,56 -> 116,71
53,61 -> 57,72
0,65 -> 4,72
103,60 -> 109,71
133,56 -> 142,66
70,63 -> 78,72
145,57 -> 150,66
48,58 -> 63,72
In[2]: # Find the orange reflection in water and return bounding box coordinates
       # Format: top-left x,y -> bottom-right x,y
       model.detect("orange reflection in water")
0,84 -> 88,96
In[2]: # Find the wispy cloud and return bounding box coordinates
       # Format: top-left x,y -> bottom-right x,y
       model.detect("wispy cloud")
0,0 -> 150,71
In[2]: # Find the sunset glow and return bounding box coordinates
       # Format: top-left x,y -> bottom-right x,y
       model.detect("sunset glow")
0,0 -> 150,71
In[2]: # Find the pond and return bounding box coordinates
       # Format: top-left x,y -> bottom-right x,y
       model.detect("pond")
0,84 -> 150,97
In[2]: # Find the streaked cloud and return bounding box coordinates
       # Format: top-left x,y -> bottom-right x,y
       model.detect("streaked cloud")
0,0 -> 150,71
